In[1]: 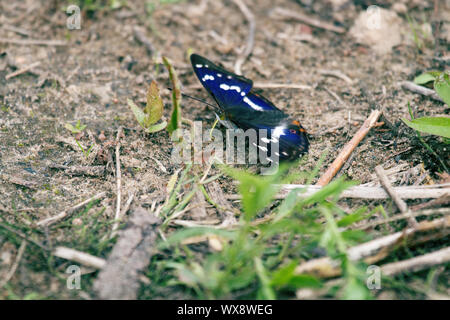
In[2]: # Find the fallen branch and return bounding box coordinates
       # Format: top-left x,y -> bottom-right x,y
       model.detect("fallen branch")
54,247 -> 106,269
316,109 -> 381,186
381,246 -> 450,276
295,216 -> 450,278
271,7 -> 346,34
94,207 -> 161,299
5,61 -> 41,80
226,183 -> 450,200
400,81 -> 444,103
36,191 -> 107,227
232,0 -> 255,75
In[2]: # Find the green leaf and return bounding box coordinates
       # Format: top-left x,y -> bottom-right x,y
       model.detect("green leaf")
402,116 -> 450,138
221,166 -> 287,221
414,72 -> 437,85
145,80 -> 164,126
128,98 -> 146,128
434,71 -> 450,106
162,56 -> 182,134
147,120 -> 167,133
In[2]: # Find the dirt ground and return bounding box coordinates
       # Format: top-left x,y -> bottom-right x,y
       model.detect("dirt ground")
0,0 -> 449,299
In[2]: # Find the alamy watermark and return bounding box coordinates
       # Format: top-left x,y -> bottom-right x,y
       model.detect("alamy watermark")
366,265 -> 381,290
66,265 -> 81,290
170,121 -> 283,175
66,5 -> 81,30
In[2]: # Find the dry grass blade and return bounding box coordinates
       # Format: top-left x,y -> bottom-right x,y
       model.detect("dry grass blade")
36,191 -> 107,227
54,247 -> 106,269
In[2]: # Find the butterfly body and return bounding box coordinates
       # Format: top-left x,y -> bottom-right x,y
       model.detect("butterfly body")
190,54 -> 309,161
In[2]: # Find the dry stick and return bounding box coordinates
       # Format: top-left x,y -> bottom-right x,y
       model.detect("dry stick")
400,81 -> 444,103
253,82 -> 312,90
232,0 -> 255,75
316,110 -> 381,186
381,246 -> 450,276
356,207 -> 450,231
295,216 -> 450,278
0,219 -> 47,250
227,183 -> 450,200
272,7 -> 346,34
410,193 -> 450,211
0,240 -> 27,288
0,38 -> 67,46
375,165 -> 418,228
36,191 -> 107,227
54,246 -> 106,269
112,127 -> 123,236
320,69 -> 354,85
110,192 -> 134,239
5,61 -> 41,80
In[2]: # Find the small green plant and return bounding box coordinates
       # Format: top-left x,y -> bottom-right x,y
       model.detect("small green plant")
64,120 -> 87,134
158,162 -> 373,299
163,56 -> 182,134
128,80 -> 167,133
406,14 -> 433,51
404,70 -> 450,139
75,140 -> 95,159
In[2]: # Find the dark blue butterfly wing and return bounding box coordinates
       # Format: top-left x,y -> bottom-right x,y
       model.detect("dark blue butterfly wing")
191,54 -> 284,112
191,54 -> 253,110
225,107 -> 309,160
190,54 -> 309,160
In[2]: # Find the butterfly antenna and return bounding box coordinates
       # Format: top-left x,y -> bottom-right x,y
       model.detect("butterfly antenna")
167,88 -> 219,111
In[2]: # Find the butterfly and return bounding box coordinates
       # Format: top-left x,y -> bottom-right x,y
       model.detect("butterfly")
190,53 -> 309,162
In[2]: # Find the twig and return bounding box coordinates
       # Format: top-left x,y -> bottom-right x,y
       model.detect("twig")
0,220 -> 47,250
356,207 -> 450,231
232,0 -> 255,75
324,87 -> 344,105
319,69 -> 354,85
5,61 -> 41,80
271,7 -> 345,34
2,25 -> 31,37
375,165 -> 418,228
226,183 -> 450,200
253,82 -> 312,90
54,246 -> 106,269
49,164 -> 105,177
295,216 -> 450,278
113,127 -> 123,235
0,38 -> 67,46
410,194 -> 450,211
110,192 -> 134,238
0,240 -> 27,288
400,81 -> 444,103
316,110 -> 382,186
381,246 -> 450,276
36,191 -> 107,227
